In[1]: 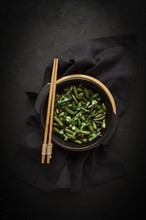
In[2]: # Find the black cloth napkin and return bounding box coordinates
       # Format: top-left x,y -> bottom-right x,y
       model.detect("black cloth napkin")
10,34 -> 137,192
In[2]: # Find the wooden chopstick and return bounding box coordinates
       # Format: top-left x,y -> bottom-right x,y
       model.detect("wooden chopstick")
46,58 -> 58,164
41,58 -> 58,164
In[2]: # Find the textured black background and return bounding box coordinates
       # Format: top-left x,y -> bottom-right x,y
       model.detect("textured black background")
0,0 -> 146,219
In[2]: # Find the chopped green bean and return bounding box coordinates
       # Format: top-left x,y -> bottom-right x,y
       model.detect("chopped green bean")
65,132 -> 76,140
67,103 -> 73,108
53,122 -> 59,127
72,101 -> 76,110
92,121 -> 97,130
71,94 -> 78,104
53,84 -> 107,144
64,106 -> 75,116
80,130 -> 91,135
95,113 -> 105,118
81,138 -> 88,143
77,87 -> 83,92
53,127 -> 61,135
54,116 -> 63,127
83,88 -> 89,98
65,128 -> 75,134
97,109 -> 105,114
101,119 -> 106,129
59,112 -> 65,117
73,85 -> 78,98
59,117 -> 64,122
96,128 -> 102,132
78,118 -> 81,127
88,132 -> 101,142
74,140 -> 82,144
102,103 -> 107,111
94,115 -> 105,121
64,85 -> 73,96
56,108 -> 60,114
75,111 -> 82,118
88,124 -> 94,132
92,93 -> 99,99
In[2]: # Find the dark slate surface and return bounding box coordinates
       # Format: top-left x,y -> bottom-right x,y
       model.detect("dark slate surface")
0,0 -> 145,219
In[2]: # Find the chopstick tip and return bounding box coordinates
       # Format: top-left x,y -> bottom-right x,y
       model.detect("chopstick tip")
47,155 -> 51,164
41,155 -> 45,164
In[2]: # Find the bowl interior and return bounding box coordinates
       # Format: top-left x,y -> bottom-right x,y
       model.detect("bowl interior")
41,78 -> 114,151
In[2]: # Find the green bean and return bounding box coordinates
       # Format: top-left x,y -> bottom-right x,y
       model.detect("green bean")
88,104 -> 93,109
54,116 -> 63,127
102,103 -> 107,111
66,103 -> 73,108
97,109 -> 105,114
96,128 -> 102,132
78,118 -> 81,127
95,113 -> 104,118
88,136 -> 95,142
95,104 -> 102,110
91,93 -> 99,99
59,112 -> 65,117
88,132 -> 101,142
65,132 -> 76,140
92,121 -> 97,130
71,94 -> 78,104
79,91 -> 84,98
65,128 -> 75,134
101,119 -> 106,129
83,88 -> 89,98
60,129 -> 69,141
53,122 -> 59,127
94,115 -> 105,121
55,108 -> 59,114
72,117 -> 78,124
75,111 -> 82,118
80,122 -> 86,130
64,85 -> 73,96
81,100 -> 86,105
64,136 -> 68,141
74,140 -> 82,144
86,101 -> 90,107
73,85 -> 78,98
80,130 -> 91,135
53,127 -> 61,136
59,117 -> 64,122
64,106 -> 75,116
81,138 -> 88,143
55,94 -> 61,104
72,101 -> 76,110
77,87 -> 83,92
88,124 -> 94,132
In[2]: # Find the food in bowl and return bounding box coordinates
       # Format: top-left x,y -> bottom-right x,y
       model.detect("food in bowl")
53,84 -> 107,144
35,74 -> 118,151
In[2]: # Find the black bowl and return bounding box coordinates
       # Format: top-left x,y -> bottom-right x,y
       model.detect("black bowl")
35,75 -> 119,151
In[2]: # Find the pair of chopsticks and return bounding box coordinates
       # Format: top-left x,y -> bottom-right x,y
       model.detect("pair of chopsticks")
41,58 -> 58,164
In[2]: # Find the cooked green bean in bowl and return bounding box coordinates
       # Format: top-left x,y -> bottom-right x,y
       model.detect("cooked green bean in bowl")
53,84 -> 107,144
35,75 -> 118,151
